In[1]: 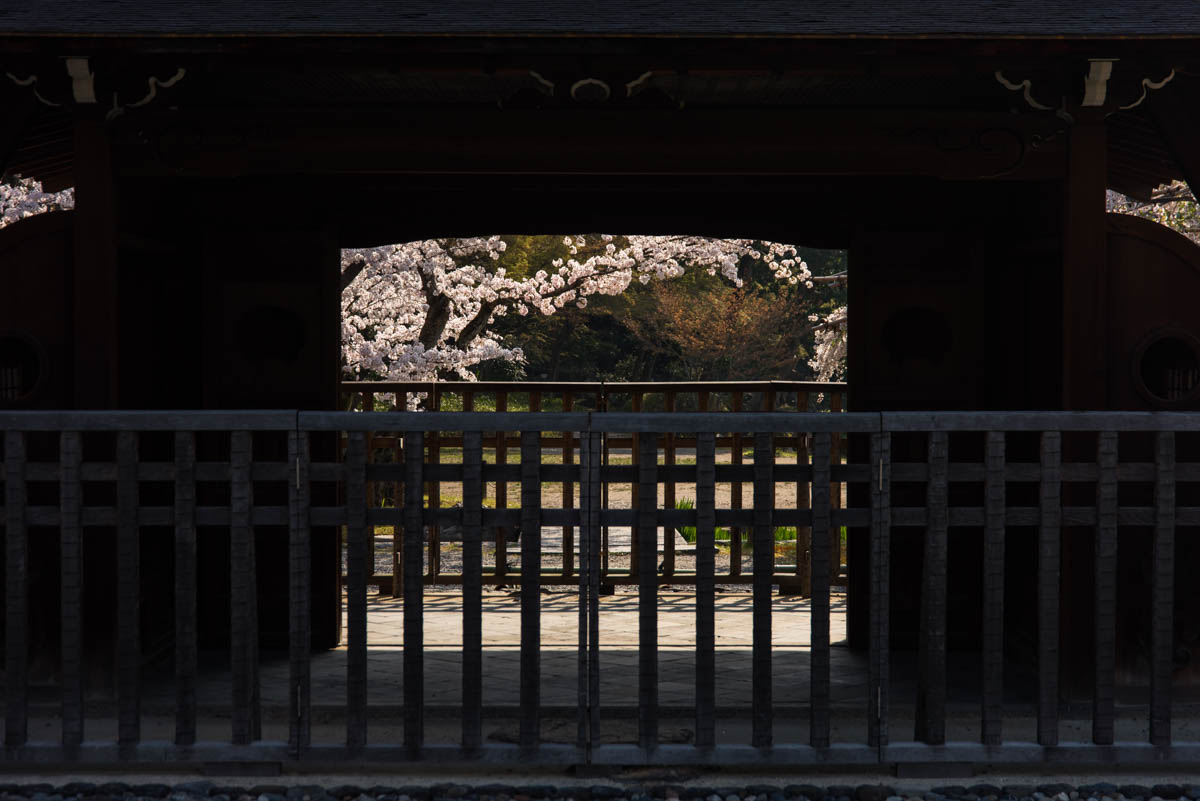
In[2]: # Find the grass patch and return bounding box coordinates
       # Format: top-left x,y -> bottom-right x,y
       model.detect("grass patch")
673,499 -> 848,555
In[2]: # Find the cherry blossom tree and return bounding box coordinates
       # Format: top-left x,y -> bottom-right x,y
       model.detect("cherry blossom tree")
1107,181 -> 1200,244
340,235 -> 848,386
808,304 -> 847,381
0,177 -> 74,229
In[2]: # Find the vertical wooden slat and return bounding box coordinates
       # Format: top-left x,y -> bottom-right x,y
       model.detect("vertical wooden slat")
695,431 -> 717,749
117,429 -> 141,747
601,404 -> 611,580
697,381 -> 711,740
797,394 -> 812,591
403,430 -> 425,751
392,431 -> 403,599
638,431 -> 659,751
1093,430 -> 1118,745
428,424 -> 441,582
915,430 -> 948,745
462,430 -> 484,752
520,429 -> 543,752
631,393 -> 643,574
1150,430 -> 1175,746
830,392 -> 844,584
730,393 -> 744,576
577,430 -> 593,752
346,431 -> 368,748
868,431 -> 890,749
287,430 -> 311,753
663,394 -> 676,579
230,430 -> 259,745
365,434 -> 377,588
982,431 -> 1006,745
60,431 -> 84,747
562,392 -> 575,579
4,430 -> 26,748
583,431 -> 603,747
1038,430 -> 1062,746
174,431 -> 198,747
809,431 -> 832,748
495,393 -> 508,582
752,431 -> 774,748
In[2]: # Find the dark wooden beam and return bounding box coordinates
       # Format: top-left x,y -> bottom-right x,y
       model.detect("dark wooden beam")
112,108 -> 1066,180
72,110 -> 120,408
1061,109 -> 1108,409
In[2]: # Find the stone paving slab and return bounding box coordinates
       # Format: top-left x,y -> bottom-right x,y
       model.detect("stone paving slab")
133,591 -> 858,712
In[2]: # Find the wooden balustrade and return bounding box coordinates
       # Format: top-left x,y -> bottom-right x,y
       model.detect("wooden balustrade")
1,409 -> 1193,767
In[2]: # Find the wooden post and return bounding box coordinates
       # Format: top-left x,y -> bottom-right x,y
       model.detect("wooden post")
5,431 -> 28,748
795,391 -> 812,596
809,431 -> 832,748
1038,430 -> 1062,746
60,432 -> 84,748
345,432 -> 368,749
462,430 -> 484,751
562,392 -> 575,579
495,391 -> 509,581
751,432 -> 774,748
631,392 -> 643,576
695,431 -> 717,749
915,431 -> 948,745
830,391 -> 845,585
287,431 -> 311,755
461,390 -> 475,595
601,388 -> 611,581
731,391 -> 744,576
519,430 -> 543,752
428,386 -> 441,581
637,432 -> 659,751
663,392 -> 676,579
364,390 -> 377,589
403,431 -> 425,752
72,111 -> 119,408
1062,109 -> 1110,410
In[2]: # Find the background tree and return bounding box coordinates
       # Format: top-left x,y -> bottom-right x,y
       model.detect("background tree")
1108,181 -> 1200,243
0,177 -> 74,228
341,234 -> 845,385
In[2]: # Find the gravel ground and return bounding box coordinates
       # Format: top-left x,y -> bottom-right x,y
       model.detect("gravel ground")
3,781 -> 1200,801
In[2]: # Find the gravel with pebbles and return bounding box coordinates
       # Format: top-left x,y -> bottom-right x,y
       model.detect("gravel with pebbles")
3,782 -> 1200,801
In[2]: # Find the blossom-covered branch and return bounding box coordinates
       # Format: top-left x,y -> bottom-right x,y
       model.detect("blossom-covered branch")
340,235 -> 846,385
0,177 -> 74,229
1107,181 -> 1200,243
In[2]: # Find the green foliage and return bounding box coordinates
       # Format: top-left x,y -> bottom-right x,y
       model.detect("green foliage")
674,498 -> 808,547
673,497 -> 731,543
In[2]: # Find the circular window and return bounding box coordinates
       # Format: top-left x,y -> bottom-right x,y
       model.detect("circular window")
0,333 -> 45,403
1134,331 -> 1200,406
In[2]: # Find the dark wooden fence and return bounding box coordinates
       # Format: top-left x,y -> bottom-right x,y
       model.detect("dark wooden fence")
340,380 -> 848,593
0,409 -> 1198,769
